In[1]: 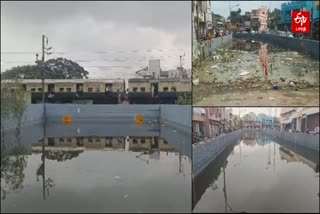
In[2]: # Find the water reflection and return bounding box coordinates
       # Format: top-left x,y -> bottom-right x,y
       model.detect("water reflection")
1,134 -> 191,212
193,131 -> 319,213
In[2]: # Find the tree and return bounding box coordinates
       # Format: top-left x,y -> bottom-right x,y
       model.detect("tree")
1,79 -> 28,149
1,58 -> 89,80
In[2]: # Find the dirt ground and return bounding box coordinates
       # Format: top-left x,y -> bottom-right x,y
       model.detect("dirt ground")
193,42 -> 319,106
193,88 -> 319,106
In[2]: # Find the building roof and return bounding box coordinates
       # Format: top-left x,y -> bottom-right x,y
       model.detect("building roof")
1,79 -> 125,84
301,108 -> 319,116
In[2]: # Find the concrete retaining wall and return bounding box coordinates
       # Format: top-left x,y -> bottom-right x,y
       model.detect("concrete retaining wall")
261,129 -> 319,151
45,104 -> 160,123
192,130 -> 242,177
232,33 -> 320,60
160,105 -> 191,133
199,35 -> 233,60
1,104 -> 44,131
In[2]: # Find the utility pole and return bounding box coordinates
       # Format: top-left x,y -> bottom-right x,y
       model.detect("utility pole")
39,35 -> 53,201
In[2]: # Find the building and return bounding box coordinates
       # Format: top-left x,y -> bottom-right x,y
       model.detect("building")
242,112 -> 261,128
280,107 -> 319,133
203,107 -> 223,138
280,108 -> 297,131
251,6 -> 268,32
193,1 -> 212,41
192,107 -> 206,142
257,113 -> 275,128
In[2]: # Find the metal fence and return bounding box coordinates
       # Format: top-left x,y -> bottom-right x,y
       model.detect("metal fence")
232,33 -> 320,60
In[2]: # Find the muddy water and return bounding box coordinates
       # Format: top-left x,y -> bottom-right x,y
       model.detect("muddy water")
193,132 -> 319,213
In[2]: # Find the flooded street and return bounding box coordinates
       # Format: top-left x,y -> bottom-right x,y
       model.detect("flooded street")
193,132 -> 319,213
193,39 -> 320,106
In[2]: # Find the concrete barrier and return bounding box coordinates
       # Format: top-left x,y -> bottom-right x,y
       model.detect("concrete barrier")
261,129 -> 319,151
1,104 -> 44,131
160,105 -> 191,133
200,35 -> 233,60
232,33 -> 320,60
192,130 -> 242,177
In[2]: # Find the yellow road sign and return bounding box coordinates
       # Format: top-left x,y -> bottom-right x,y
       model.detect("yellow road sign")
63,116 -> 73,125
135,114 -> 144,126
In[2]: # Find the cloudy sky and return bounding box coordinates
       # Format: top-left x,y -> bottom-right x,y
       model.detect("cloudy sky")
1,1 -> 191,79
211,1 -> 289,18
230,107 -> 281,117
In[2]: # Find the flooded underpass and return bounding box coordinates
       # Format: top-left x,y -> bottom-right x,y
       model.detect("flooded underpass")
193,38 -> 320,106
193,131 -> 319,213
1,105 -> 191,213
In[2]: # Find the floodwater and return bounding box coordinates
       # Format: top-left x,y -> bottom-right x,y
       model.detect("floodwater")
193,132 -> 319,213
1,122 -> 191,212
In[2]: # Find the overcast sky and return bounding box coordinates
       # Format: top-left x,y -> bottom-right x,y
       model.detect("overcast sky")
211,1 -> 290,18
1,1 -> 191,78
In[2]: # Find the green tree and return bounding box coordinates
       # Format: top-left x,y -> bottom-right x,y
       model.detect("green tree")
1,58 -> 89,80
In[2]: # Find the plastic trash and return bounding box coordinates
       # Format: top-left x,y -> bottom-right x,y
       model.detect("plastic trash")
239,71 -> 250,76
193,79 -> 199,86
211,65 -> 219,69
290,82 -> 295,86
123,195 -> 129,198
272,85 -> 281,90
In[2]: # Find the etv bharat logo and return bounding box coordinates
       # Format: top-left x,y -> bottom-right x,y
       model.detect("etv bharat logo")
292,11 -> 310,33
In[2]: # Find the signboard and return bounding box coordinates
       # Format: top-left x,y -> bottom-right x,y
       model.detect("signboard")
63,116 -> 73,125
135,114 -> 144,126
292,11 -> 310,33
206,21 -> 213,30
245,21 -> 251,28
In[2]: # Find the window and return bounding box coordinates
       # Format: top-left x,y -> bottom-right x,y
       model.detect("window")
88,88 -> 93,92
66,88 -> 72,92
31,88 -> 36,92
133,87 -> 138,92
88,138 -> 93,142
141,138 -> 145,144
59,138 -> 64,142
163,87 -> 168,92
66,138 -> 72,142
133,139 -> 138,144
38,88 -> 42,92
96,138 -> 100,142
95,87 -> 100,92
59,88 -> 64,92
171,87 -> 176,92
164,140 -> 168,144
140,87 -> 145,92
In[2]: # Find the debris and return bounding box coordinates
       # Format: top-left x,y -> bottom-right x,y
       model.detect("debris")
239,71 -> 250,76
285,58 -> 293,60
193,79 -> 199,86
272,85 -> 281,90
290,82 -> 295,86
211,65 -> 219,69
